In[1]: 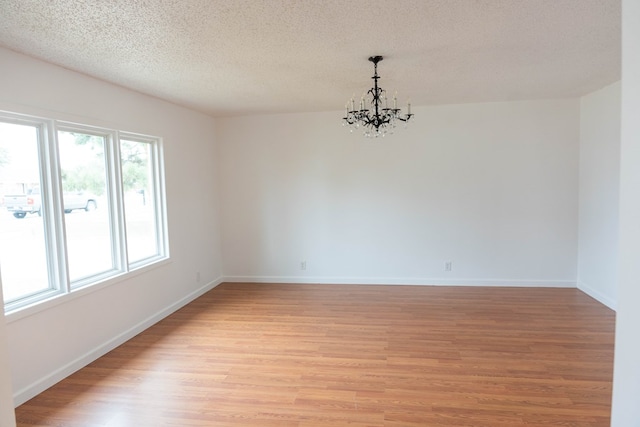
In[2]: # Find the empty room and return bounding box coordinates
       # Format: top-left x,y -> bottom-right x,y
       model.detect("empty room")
0,1 -> 639,426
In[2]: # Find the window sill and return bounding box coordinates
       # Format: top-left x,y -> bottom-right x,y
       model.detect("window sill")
4,257 -> 171,323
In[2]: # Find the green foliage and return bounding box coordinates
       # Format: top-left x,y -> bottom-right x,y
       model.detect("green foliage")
62,164 -> 106,195
120,140 -> 149,191
61,135 -> 149,195
72,133 -> 102,148
122,161 -> 148,190
0,146 -> 9,167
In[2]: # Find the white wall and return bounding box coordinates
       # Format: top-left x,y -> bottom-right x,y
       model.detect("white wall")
577,82 -> 621,309
611,0 -> 640,424
0,47 -> 224,405
218,99 -> 580,286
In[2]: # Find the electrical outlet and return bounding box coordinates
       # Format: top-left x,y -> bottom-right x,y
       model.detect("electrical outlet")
300,261 -> 307,271
445,261 -> 453,272
196,271 -> 201,282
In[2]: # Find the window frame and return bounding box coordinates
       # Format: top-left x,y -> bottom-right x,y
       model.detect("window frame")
0,111 -> 169,314
119,132 -> 169,269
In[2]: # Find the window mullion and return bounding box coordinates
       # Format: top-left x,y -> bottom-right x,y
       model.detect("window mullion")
42,120 -> 71,294
152,139 -> 168,257
108,131 -> 128,272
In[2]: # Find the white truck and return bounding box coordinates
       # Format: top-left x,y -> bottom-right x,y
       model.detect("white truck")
3,186 -> 97,218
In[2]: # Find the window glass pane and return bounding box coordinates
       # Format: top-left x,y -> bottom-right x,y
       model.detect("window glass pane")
0,122 -> 51,303
121,139 -> 159,263
58,131 -> 113,283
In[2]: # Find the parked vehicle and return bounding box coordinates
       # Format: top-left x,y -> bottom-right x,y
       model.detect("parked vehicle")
3,186 -> 97,218
3,187 -> 41,218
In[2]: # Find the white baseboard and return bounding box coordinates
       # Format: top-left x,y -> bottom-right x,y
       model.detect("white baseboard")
223,275 -> 576,288
577,280 -> 617,311
13,277 -> 223,407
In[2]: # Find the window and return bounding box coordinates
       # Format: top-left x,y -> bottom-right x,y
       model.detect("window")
120,137 -> 164,265
0,120 -> 51,303
58,129 -> 116,283
0,112 -> 168,312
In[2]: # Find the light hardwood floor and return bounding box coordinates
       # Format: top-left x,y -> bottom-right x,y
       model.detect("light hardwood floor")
15,283 -> 615,426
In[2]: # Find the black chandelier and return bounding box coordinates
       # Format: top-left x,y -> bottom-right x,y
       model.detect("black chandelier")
343,56 -> 413,137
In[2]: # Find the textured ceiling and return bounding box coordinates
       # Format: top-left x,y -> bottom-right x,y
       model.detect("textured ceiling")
0,0 -> 621,117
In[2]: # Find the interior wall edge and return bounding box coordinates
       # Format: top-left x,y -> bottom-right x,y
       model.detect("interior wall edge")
577,279 -> 618,311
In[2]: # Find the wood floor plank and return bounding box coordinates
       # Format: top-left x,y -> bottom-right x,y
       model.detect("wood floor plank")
15,283 -> 615,426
